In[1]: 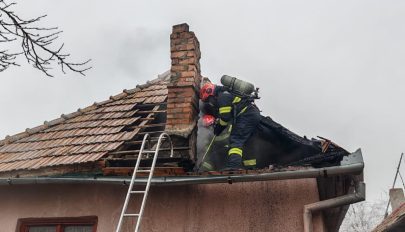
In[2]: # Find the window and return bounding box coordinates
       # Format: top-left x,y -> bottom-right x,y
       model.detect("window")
18,217 -> 97,232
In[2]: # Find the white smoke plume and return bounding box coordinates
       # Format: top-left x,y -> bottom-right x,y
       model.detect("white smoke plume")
196,100 -> 214,167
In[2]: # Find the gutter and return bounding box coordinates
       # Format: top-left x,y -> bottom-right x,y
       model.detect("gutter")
0,149 -> 364,186
303,181 -> 366,232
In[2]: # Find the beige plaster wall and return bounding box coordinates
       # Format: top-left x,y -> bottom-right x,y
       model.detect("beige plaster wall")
0,178 -> 325,232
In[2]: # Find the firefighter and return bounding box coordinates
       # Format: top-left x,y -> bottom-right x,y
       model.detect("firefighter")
200,81 -> 261,170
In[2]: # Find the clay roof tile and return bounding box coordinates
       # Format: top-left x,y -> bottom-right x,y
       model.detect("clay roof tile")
0,72 -> 171,175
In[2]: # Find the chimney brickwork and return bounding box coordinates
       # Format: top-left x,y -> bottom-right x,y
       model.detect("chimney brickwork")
166,23 -> 201,135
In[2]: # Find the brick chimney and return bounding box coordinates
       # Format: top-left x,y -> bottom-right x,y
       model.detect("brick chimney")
166,23 -> 201,136
389,188 -> 405,211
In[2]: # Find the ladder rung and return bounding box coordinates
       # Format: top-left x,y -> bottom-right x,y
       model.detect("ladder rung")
124,214 -> 140,217
130,191 -> 146,194
136,170 -> 151,173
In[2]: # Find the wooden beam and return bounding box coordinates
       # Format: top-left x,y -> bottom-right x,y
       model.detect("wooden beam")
102,167 -> 273,177
138,130 -> 165,135
136,110 -> 166,114
125,139 -> 160,145
102,167 -> 186,176
138,117 -> 154,121
128,123 -> 166,130
106,157 -> 183,163
108,147 -> 190,155
136,102 -> 167,107
135,105 -> 160,127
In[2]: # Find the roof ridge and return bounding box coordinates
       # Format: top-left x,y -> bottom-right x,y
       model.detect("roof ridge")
0,71 -> 170,148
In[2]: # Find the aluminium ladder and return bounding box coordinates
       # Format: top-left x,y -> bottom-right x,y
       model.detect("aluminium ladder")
115,132 -> 173,232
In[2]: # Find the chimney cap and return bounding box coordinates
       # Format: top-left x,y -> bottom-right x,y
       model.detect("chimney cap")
173,23 -> 189,33
390,188 -> 405,211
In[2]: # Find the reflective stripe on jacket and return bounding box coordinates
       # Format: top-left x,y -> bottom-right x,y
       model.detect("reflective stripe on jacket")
217,91 -> 250,125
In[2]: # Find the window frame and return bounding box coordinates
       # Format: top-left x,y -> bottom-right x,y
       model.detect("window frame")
17,216 -> 98,232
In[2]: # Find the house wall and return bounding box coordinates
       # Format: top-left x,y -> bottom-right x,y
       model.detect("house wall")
0,178 -> 325,232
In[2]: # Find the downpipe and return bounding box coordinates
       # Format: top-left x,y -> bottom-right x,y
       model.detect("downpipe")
303,181 -> 365,232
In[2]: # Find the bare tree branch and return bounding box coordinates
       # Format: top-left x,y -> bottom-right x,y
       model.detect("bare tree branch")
0,49 -> 19,71
340,200 -> 387,232
0,0 -> 91,77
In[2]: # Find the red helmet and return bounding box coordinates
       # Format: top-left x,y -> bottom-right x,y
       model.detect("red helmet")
200,82 -> 215,102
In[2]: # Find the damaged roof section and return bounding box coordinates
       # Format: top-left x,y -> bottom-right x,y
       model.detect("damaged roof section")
0,72 -> 171,177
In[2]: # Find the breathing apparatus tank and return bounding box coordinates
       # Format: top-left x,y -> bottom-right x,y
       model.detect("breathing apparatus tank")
220,75 -> 259,98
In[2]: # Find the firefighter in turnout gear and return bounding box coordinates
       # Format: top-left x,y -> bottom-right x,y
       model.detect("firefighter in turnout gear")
200,78 -> 261,170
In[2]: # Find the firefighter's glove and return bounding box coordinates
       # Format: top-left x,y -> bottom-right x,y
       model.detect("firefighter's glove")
213,123 -> 226,136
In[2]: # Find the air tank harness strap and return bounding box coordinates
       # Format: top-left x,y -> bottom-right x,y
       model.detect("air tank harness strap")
219,119 -> 228,126
232,96 -> 242,104
233,96 -> 253,114
232,96 -> 243,124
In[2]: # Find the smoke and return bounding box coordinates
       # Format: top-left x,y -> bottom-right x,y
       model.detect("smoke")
196,100 -> 214,166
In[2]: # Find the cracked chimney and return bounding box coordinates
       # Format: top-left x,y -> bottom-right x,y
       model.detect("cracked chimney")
166,23 -> 201,136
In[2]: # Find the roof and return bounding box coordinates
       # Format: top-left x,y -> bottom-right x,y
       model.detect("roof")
0,71 -> 170,176
0,66 -> 364,232
373,203 -> 405,232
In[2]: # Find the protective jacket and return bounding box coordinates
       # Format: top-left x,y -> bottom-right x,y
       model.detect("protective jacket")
214,86 -> 261,168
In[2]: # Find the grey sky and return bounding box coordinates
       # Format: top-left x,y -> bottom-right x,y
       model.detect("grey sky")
1,0 -> 405,202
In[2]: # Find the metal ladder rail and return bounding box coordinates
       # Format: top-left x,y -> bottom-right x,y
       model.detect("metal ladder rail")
115,132 -> 173,232
115,133 -> 151,232
135,133 -> 173,232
